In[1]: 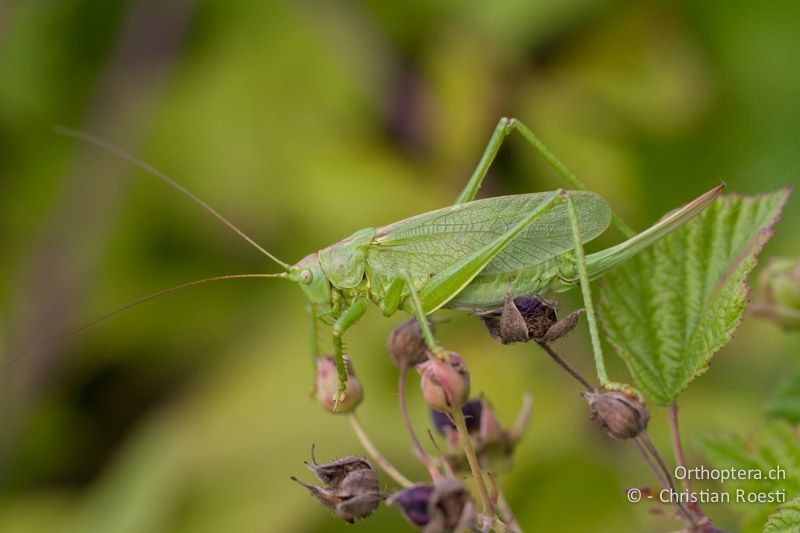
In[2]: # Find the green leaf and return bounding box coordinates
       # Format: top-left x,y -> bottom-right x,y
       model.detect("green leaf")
699,422 -> 800,496
766,367 -> 800,424
599,190 -> 790,405
699,422 -> 800,529
764,495 -> 800,532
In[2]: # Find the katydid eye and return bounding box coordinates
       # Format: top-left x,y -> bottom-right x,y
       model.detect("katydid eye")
300,269 -> 313,284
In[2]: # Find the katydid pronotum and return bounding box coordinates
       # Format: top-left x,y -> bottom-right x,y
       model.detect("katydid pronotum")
15,118 -> 722,408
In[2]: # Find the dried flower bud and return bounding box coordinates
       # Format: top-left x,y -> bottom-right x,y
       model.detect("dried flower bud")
315,356 -> 363,413
291,447 -> 385,523
418,353 -> 470,413
583,386 -> 649,440
388,318 -> 431,367
388,477 -> 476,532
478,291 -> 581,344
754,257 -> 800,329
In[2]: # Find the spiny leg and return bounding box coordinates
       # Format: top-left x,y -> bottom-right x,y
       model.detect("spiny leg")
456,117 -> 635,238
400,272 -> 441,354
331,299 -> 368,408
563,190 -> 609,385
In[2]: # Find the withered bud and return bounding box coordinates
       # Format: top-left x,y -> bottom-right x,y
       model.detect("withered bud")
291,447 -> 385,523
478,291 -> 581,344
315,356 -> 363,414
388,318 -> 431,367
418,353 -> 470,413
583,387 -> 650,439
388,477 -> 476,533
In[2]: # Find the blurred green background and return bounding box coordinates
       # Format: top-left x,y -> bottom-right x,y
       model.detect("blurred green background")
1,1 -> 799,531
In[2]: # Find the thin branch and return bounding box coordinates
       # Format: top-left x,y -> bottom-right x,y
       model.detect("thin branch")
667,403 -> 691,492
668,403 -> 705,522
632,437 -> 669,490
398,364 -> 440,480
348,414 -> 413,488
426,429 -> 456,478
493,476 -> 522,533
535,341 -> 592,390
638,432 -> 697,527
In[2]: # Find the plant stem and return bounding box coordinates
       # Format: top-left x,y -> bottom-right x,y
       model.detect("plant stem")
398,364 -> 441,480
495,482 -> 522,532
668,403 -> 705,521
638,432 -> 697,527
426,429 -> 457,478
452,408 -> 494,520
632,437 -> 670,491
535,341 -> 593,391
667,403 -> 691,492
564,191 -> 609,385
347,413 -> 413,488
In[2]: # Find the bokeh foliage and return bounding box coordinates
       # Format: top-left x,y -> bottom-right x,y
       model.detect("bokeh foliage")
1,1 -> 799,531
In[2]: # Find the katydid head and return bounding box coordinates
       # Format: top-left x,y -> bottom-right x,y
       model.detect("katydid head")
291,253 -> 332,307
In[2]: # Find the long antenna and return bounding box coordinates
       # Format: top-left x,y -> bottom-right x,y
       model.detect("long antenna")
54,126 -> 291,270
3,272 -> 287,369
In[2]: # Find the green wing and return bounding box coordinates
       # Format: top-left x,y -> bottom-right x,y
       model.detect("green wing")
366,191 -> 611,303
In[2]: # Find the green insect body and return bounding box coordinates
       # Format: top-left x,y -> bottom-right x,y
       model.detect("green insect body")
48,119 -> 723,407
292,183 -> 720,404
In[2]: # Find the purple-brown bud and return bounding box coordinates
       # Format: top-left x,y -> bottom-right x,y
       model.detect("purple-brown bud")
430,393 -> 532,470
388,477 -> 476,532
583,387 -> 650,440
430,396 -> 506,446
478,291 -> 581,344
291,448 -> 385,523
388,318 -> 431,367
417,353 -> 470,413
315,356 -> 363,413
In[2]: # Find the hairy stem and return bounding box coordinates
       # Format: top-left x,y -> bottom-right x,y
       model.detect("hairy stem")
452,408 -> 494,519
398,364 -> 440,480
348,414 -> 413,488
